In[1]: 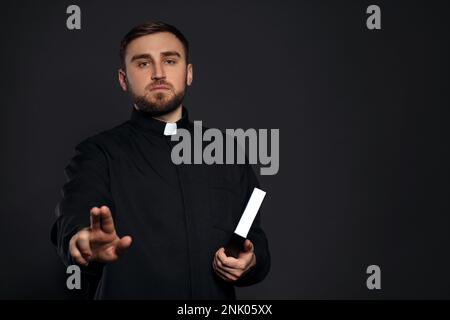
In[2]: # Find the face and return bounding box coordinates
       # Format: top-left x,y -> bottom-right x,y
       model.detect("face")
118,32 -> 193,117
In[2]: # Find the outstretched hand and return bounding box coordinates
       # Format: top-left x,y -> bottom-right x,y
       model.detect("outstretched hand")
69,206 -> 132,266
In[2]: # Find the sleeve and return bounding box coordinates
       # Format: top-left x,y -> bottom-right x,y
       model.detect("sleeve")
50,137 -> 114,276
234,163 -> 271,287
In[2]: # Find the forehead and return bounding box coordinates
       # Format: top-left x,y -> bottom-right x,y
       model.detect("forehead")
125,32 -> 185,61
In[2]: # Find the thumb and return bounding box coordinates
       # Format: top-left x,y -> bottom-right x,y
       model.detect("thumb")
115,235 -> 133,256
243,239 -> 254,252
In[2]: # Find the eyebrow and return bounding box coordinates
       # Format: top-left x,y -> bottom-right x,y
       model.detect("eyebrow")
161,51 -> 181,58
130,51 -> 182,63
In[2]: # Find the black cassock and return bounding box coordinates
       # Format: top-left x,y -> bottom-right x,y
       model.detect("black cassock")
51,106 -> 270,299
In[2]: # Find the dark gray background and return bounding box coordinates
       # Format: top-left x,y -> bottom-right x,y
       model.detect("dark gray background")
0,0 -> 449,299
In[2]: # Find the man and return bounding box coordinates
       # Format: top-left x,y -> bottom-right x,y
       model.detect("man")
51,21 -> 270,299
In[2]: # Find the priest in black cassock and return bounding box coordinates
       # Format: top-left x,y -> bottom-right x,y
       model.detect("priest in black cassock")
51,21 -> 270,299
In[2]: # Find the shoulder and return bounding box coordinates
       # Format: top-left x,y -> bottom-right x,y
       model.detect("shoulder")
77,121 -> 134,151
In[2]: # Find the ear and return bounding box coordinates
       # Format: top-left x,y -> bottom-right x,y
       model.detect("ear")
118,68 -> 128,91
186,63 -> 193,86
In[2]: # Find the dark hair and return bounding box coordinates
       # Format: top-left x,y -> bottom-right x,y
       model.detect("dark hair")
119,21 -> 189,68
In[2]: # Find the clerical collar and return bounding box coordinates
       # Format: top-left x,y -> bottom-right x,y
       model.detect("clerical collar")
129,105 -> 190,136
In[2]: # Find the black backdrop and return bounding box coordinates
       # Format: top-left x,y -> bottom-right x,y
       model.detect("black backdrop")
0,0 -> 449,299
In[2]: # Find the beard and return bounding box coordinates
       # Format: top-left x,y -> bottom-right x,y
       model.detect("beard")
129,81 -> 186,117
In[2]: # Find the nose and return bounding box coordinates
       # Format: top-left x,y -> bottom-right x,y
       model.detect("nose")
151,62 -> 166,81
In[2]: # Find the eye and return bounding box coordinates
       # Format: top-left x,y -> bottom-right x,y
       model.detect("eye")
138,61 -> 150,68
164,59 -> 177,65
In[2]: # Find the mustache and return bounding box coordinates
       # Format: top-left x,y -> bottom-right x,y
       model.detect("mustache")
146,81 -> 173,90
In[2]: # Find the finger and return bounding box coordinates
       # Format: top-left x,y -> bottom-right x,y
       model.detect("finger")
214,258 -> 238,282
215,253 -> 242,277
243,239 -> 254,252
99,206 -> 116,234
214,264 -> 232,282
237,240 -> 255,261
212,257 -> 218,272
215,257 -> 242,277
215,255 -> 243,278
212,256 -> 217,269
218,248 -> 251,271
217,248 -> 242,269
75,230 -> 93,260
90,207 -> 101,230
214,268 -> 230,282
70,238 -> 88,266
213,257 -> 233,282
115,235 -> 132,256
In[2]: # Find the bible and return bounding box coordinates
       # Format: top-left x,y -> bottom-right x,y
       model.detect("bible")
224,187 -> 266,258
